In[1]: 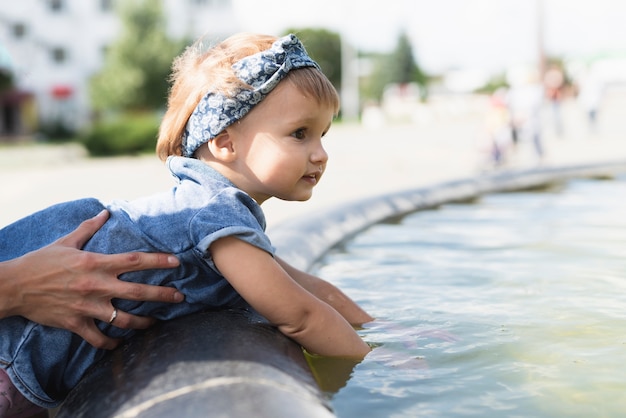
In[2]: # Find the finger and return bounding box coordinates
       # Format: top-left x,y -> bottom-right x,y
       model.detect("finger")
57,210 -> 110,249
113,281 -> 184,304
110,310 -> 156,330
110,251 -> 180,273
74,321 -> 120,350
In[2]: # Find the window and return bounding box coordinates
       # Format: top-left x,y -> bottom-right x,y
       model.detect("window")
100,0 -> 114,12
12,23 -> 27,39
51,47 -> 67,64
49,0 -> 64,12
191,0 -> 230,8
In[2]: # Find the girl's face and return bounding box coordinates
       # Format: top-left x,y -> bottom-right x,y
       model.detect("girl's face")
229,81 -> 334,204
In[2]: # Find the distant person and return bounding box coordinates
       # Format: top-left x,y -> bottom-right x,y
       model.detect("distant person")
506,68 -> 545,163
543,65 -> 565,136
576,68 -> 604,133
0,33 -> 373,417
482,87 -> 513,168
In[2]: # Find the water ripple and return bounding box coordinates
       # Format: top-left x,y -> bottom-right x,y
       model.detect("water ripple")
315,177 -> 626,418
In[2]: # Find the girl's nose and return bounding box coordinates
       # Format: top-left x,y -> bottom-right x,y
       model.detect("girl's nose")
311,140 -> 328,165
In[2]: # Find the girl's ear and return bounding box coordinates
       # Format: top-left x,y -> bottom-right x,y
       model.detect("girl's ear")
208,131 -> 236,162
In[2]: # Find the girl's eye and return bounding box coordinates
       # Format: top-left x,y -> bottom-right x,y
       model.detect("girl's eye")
291,128 -> 306,140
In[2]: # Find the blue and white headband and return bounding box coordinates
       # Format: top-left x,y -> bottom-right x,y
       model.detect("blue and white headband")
181,34 -> 321,158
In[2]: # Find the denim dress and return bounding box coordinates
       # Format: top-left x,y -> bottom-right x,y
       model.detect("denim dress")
0,156 -> 274,408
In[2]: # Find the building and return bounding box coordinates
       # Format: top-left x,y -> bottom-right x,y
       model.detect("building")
0,0 -> 239,138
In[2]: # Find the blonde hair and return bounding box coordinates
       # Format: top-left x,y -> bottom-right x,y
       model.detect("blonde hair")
156,33 -> 340,161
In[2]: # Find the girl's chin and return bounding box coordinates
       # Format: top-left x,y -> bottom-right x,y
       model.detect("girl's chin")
279,192 -> 313,202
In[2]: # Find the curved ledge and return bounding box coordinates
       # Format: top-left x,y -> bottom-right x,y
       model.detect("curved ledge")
56,159 -> 626,417
271,160 -> 626,272
57,308 -> 334,418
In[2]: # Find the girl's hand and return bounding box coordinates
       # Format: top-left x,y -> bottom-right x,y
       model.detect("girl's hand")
0,210 -> 183,350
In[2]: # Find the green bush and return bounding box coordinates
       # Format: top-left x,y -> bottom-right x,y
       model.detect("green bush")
80,114 -> 160,156
38,120 -> 77,143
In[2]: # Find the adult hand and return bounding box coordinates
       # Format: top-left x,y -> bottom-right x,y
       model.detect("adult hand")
0,210 -> 183,350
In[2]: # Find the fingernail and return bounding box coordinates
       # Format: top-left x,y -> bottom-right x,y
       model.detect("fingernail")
173,291 -> 185,302
167,255 -> 180,266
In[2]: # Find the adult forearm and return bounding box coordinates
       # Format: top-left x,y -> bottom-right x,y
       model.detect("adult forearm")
0,258 -> 22,318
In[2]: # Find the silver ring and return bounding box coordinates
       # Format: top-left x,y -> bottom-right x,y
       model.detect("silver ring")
108,308 -> 118,324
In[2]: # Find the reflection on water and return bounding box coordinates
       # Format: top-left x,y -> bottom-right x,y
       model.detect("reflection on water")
312,175 -> 626,418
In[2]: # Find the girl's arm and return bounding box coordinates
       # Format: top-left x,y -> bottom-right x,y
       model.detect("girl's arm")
275,256 -> 374,325
210,236 -> 371,359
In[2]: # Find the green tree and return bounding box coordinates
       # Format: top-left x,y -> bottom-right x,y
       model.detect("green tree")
89,0 -> 186,113
0,43 -> 13,93
362,31 -> 429,102
282,28 -> 342,90
389,31 -> 427,86
0,70 -> 12,93
360,51 -> 392,103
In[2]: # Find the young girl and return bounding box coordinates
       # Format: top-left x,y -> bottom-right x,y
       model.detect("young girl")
0,33 -> 373,417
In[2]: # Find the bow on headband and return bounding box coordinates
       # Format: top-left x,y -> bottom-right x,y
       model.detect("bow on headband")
181,34 -> 321,158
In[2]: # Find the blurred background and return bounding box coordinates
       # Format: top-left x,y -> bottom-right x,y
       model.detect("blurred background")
1,0 -> 625,228
1,0 -> 625,153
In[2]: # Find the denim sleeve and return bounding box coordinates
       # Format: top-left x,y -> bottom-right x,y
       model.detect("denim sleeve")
188,187 -> 275,272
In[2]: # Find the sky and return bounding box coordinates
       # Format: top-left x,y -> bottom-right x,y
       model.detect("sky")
232,0 -> 626,75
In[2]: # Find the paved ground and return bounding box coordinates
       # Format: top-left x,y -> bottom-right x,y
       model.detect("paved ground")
1,94 -> 625,233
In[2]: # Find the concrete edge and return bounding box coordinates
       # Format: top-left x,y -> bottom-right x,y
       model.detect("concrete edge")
271,159 -> 626,271
56,309 -> 334,418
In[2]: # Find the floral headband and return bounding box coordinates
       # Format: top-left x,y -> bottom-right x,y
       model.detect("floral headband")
181,34 -> 321,158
